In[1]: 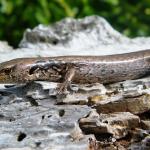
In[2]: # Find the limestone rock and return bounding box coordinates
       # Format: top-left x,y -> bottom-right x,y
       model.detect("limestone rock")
141,120 -> 150,130
19,16 -> 150,54
0,41 -> 13,52
56,83 -> 106,104
1,148 -> 32,150
1,16 -> 150,62
95,94 -> 150,114
129,135 -> 150,150
79,110 -> 140,139
0,95 -> 91,149
91,77 -> 150,114
1,15 -> 150,149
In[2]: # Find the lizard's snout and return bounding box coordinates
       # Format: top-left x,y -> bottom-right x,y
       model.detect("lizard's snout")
0,64 -> 14,83
0,70 -> 7,83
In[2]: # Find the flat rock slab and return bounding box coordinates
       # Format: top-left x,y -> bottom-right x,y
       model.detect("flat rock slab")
89,77 -> 150,114
95,94 -> 150,114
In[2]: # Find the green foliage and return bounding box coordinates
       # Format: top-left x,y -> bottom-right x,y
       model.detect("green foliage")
0,0 -> 150,47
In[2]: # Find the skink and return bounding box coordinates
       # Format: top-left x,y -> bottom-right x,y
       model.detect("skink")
0,50 -> 150,93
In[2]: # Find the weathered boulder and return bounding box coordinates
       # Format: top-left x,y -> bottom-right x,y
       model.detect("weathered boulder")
1,16 -> 150,63
19,16 -> 150,54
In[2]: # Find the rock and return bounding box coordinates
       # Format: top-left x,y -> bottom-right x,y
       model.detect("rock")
88,138 -> 127,150
56,83 -> 106,105
92,77 -> 150,114
1,15 -> 150,149
0,41 -> 14,63
19,15 -> 129,50
19,16 -> 150,54
128,135 -> 150,150
1,148 -> 32,150
142,135 -> 150,149
0,95 -> 91,149
0,82 -> 49,100
141,120 -> 150,130
106,77 -> 150,97
87,138 -> 100,150
0,41 -> 13,52
1,16 -> 150,63
95,94 -> 150,114
70,123 -> 85,141
79,110 -> 140,139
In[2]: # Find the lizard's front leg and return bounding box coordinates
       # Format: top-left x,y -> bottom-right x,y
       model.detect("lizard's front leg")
57,66 -> 76,95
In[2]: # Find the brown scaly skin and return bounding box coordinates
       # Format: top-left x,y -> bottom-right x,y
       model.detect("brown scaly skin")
0,50 -> 150,92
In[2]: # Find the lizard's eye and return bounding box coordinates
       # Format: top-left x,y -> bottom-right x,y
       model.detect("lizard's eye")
3,68 -> 12,75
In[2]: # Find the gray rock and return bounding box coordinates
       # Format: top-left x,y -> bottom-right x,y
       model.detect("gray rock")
19,16 -> 129,49
0,41 -> 13,52
141,120 -> 150,130
19,16 -> 150,54
128,135 -> 150,150
95,94 -> 150,114
1,15 -> 150,150
79,110 -> 140,139
0,98 -> 91,149
1,148 -> 32,150
56,83 -> 106,105
92,77 -> 150,114
2,16 -> 150,63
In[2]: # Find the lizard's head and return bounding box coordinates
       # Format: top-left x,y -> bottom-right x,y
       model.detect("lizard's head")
0,58 -> 31,84
0,58 -> 67,84
0,58 -> 39,84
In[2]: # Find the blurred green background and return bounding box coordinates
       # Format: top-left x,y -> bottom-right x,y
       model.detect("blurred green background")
0,0 -> 150,47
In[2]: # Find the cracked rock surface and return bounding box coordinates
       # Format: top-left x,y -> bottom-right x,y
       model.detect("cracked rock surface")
1,16 -> 150,149
79,110 -> 140,139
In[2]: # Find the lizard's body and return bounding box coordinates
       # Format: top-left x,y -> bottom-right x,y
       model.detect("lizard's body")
0,50 -> 150,92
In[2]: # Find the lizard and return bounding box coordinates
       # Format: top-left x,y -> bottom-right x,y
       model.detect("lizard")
0,50 -> 150,93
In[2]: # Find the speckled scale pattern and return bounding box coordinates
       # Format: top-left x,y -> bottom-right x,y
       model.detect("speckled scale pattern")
0,49 -> 150,84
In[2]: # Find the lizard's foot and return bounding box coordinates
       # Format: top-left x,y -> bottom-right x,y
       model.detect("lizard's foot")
55,82 -> 70,101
